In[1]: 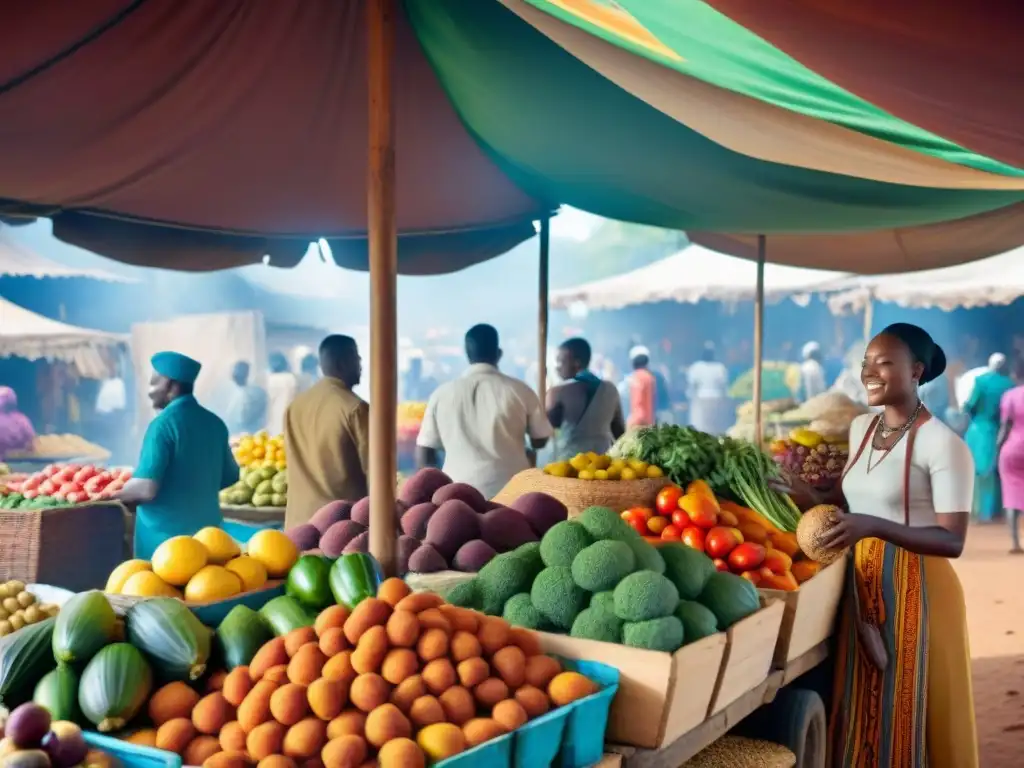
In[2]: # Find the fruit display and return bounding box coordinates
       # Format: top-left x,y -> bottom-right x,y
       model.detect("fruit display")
220,466 -> 288,509
231,432 -> 287,472
445,505 -> 764,652
104,527 -> 299,603
0,703 -> 116,768
542,453 -> 665,481
0,581 -> 60,637
6,434 -> 110,461
1,465 -> 132,509
281,468 -> 568,576
610,425 -> 801,533
770,428 -> 849,493
119,575 -> 606,768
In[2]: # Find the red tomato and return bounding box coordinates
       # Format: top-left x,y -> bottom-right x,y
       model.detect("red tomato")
671,509 -> 692,529
22,476 -> 41,492
73,467 -> 96,484
713,558 -> 730,572
681,526 -> 707,552
622,510 -> 649,535
705,526 -> 740,559
660,524 -> 682,541
728,542 -> 768,572
656,486 -> 684,516
647,516 -> 669,536
38,480 -> 56,496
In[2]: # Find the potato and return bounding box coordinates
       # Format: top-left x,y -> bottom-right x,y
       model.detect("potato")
385,611 -> 420,648
287,643 -> 328,686
343,598 -> 392,645
351,625 -> 389,675
271,682 -> 312,725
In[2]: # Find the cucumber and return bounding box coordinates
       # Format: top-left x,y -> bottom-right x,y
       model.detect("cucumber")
33,665 -> 81,722
0,617 -> 57,709
52,591 -> 118,665
78,643 -> 153,733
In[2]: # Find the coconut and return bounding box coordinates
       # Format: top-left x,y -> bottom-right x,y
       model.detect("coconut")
796,505 -> 847,565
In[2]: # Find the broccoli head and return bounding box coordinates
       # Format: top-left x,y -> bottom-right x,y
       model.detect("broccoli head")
624,535 -> 666,575
571,540 -> 636,592
590,590 -> 616,615
445,578 -> 479,609
570,607 -> 623,644
530,566 -> 589,631
623,616 -> 685,652
503,592 -> 549,630
576,505 -> 633,541
613,570 -> 680,622
539,521 -> 594,568
476,548 -> 542,615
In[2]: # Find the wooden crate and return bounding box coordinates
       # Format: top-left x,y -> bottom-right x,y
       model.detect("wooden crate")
708,600 -> 786,715
759,556 -> 847,667
536,629 -> 727,749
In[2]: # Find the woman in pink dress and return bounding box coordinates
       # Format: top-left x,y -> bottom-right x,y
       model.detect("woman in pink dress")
997,357 -> 1024,553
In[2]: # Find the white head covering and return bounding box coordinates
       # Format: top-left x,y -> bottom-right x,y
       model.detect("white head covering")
802,341 -> 821,360
629,345 -> 650,361
989,352 -> 1007,370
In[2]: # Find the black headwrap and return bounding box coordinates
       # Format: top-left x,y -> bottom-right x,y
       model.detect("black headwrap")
879,323 -> 946,385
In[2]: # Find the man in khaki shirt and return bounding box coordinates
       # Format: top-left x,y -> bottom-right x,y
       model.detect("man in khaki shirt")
284,335 -> 369,527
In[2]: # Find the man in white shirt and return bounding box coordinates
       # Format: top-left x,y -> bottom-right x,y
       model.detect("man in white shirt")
686,342 -> 731,434
800,341 -> 828,402
415,324 -> 553,500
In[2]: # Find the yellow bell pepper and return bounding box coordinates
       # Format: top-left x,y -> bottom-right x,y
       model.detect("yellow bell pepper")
789,427 -> 823,448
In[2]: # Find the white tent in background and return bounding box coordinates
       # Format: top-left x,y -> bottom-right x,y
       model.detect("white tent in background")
548,245 -> 849,311
825,246 -> 1024,313
0,298 -> 126,378
0,226 -> 133,281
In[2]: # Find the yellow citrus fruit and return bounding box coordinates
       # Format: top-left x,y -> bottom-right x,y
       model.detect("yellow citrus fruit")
152,536 -> 209,586
193,527 -> 241,565
225,555 -> 268,592
184,565 -> 242,603
620,467 -> 638,481
121,570 -> 180,598
416,723 -> 466,762
105,559 -> 151,594
646,465 -> 665,478
245,529 -> 299,578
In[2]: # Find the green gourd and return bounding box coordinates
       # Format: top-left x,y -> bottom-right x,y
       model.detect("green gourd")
78,643 -> 153,733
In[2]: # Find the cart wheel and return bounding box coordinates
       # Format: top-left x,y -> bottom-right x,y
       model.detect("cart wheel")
736,687 -> 827,768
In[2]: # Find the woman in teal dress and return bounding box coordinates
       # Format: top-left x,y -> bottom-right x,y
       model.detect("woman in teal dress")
964,353 -> 1014,521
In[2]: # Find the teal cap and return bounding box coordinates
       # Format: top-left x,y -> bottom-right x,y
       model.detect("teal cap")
151,351 -> 201,385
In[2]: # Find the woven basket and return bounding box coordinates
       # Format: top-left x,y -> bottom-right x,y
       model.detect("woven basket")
491,468 -> 671,518
0,502 -> 128,592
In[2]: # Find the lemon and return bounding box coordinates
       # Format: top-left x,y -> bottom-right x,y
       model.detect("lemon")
152,536 -> 209,586
646,465 -> 665,478
627,459 -> 649,473
620,467 -> 638,481
185,565 -> 242,603
105,560 -> 151,594
122,570 -> 180,598
193,527 -> 242,565
225,555 -> 268,592
592,454 -> 611,470
577,470 -> 595,481
246,529 -> 299,578
594,469 -> 609,480
569,454 -> 589,472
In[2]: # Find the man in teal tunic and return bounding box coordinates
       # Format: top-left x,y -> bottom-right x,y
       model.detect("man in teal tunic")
117,352 -> 239,559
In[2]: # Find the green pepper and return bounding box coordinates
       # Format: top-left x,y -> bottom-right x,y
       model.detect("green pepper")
329,552 -> 384,610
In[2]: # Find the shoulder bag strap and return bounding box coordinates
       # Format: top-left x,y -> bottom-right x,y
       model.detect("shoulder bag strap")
842,414 -> 880,480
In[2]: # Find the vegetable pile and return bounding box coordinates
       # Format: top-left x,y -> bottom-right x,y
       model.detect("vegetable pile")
283,468 -> 568,576
105,527 -> 299,603
542,453 -> 665,481
610,425 -> 801,533
770,428 -> 849,494
445,506 -> 765,653
1,465 -> 132,509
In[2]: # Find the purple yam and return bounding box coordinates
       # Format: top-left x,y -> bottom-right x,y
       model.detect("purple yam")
401,502 -> 437,539
453,539 -> 498,572
342,530 -> 370,555
284,523 -> 321,552
424,500 -> 481,560
479,507 -> 539,552
351,496 -> 371,527
310,500 -> 353,534
407,543 -> 447,574
320,520 -> 367,558
399,467 -> 452,506
431,482 -> 488,513
397,535 -> 420,575
483,500 -> 504,511
510,492 -> 568,536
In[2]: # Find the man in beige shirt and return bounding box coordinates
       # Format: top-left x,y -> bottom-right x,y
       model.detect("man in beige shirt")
284,335 -> 369,527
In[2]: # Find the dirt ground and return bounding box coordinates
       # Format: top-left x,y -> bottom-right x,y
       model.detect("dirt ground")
953,522 -> 1024,766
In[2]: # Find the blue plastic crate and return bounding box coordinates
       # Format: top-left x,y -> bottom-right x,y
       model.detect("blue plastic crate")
83,732 -> 182,768
436,657 -> 619,768
189,581 -> 285,625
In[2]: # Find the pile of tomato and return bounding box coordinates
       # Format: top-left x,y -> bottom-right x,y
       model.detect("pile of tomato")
619,482 -> 800,590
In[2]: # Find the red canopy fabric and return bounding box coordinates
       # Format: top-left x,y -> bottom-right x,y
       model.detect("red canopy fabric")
703,0 -> 1024,168
0,0 -> 547,272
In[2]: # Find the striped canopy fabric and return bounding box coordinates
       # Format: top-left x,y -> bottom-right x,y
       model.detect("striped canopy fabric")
0,0 -> 1021,274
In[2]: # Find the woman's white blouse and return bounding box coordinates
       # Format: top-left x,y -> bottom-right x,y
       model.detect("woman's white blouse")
841,414 -> 975,527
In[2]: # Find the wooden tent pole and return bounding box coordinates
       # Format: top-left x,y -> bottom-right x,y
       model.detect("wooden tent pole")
538,218 -> 550,403
367,0 -> 397,576
753,235 -> 766,447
